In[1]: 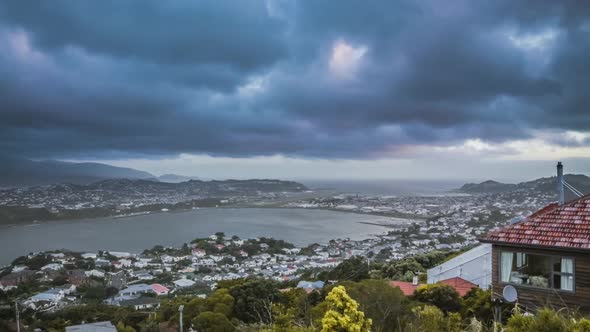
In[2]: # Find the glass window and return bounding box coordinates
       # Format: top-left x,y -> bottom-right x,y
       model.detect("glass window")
500,252 -> 574,291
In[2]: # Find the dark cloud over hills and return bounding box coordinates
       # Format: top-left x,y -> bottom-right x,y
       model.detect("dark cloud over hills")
0,0 -> 589,160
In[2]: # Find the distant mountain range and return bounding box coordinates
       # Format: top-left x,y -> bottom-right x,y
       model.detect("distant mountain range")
157,174 -> 200,183
458,174 -> 590,200
0,157 -> 155,187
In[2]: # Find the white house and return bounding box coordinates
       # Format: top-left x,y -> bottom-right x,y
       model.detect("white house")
41,263 -> 63,271
427,244 -> 492,289
81,253 -> 97,259
173,278 -> 195,288
28,288 -> 65,303
108,252 -> 133,258
192,248 -> 207,257
86,269 -> 106,278
119,284 -> 154,297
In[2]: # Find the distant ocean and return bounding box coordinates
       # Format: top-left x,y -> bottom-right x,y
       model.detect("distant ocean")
300,179 -> 468,196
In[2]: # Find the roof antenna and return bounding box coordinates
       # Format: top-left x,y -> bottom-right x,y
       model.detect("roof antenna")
557,161 -> 564,205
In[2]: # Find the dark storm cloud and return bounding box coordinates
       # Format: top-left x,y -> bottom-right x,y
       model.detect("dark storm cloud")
0,0 -> 588,160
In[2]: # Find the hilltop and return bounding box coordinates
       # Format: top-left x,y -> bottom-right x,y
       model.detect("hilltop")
0,157 -> 155,188
458,180 -> 516,193
458,174 -> 590,200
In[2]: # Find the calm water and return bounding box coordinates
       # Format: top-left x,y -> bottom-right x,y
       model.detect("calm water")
0,208 -> 402,265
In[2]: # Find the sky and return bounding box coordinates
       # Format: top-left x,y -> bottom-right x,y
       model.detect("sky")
0,1 -> 589,181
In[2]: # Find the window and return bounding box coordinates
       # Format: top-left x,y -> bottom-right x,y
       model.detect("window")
500,252 -> 574,291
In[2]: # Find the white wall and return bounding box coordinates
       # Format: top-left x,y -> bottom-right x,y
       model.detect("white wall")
427,244 -> 492,289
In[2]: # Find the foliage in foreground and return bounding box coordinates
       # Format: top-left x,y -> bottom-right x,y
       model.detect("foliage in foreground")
320,286 -> 372,332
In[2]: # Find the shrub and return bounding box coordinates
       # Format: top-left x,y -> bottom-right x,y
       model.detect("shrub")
413,283 -> 463,313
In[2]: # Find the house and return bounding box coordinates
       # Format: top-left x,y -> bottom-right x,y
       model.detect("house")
66,321 -> 117,332
438,277 -> 478,297
389,280 -> 421,296
296,281 -> 325,293
150,283 -> 170,296
29,290 -> 64,303
41,263 -> 63,271
108,252 -> 133,258
106,271 -> 127,290
192,248 -> 207,257
390,277 -> 477,297
427,244 -> 492,289
119,297 -> 160,310
0,270 -> 35,287
55,284 -> 76,295
67,270 -> 89,286
481,190 -> 590,312
81,253 -> 97,259
86,269 -> 106,278
119,283 -> 154,297
174,278 -> 196,288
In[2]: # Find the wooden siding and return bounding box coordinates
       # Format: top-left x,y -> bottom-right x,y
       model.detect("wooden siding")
491,244 -> 590,313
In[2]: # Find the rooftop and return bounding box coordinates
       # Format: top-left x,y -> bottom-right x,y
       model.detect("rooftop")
389,281 -> 420,296
390,277 -> 478,297
119,296 -> 160,307
438,277 -> 477,297
65,321 -> 117,332
481,195 -> 590,251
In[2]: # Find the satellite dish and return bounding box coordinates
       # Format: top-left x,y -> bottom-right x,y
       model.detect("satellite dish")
503,285 -> 518,303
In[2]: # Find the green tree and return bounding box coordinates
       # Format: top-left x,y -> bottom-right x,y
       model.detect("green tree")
320,286 -> 372,332
461,288 -> 511,326
83,285 -> 107,302
327,257 -> 369,282
230,279 -> 280,324
206,288 -> 235,317
192,311 -> 234,332
117,321 -> 136,332
408,306 -> 461,332
340,280 -> 406,332
413,284 -> 463,313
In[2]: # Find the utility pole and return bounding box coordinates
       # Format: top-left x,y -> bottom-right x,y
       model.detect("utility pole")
15,301 -> 20,332
178,304 -> 184,332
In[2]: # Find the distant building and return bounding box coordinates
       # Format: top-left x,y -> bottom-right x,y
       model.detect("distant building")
119,283 -> 153,297
0,270 -> 35,287
67,270 -> 89,286
119,297 -> 160,310
173,278 -> 195,288
150,283 -> 170,296
105,271 -> 127,290
296,280 -> 325,293
391,277 -> 477,297
389,279 -> 421,296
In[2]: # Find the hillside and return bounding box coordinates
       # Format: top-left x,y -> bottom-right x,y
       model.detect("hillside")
0,178 -> 308,224
459,180 -> 516,193
458,174 -> 590,200
157,174 -> 200,183
0,157 -> 155,187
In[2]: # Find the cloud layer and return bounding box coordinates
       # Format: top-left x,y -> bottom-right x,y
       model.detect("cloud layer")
0,0 -> 589,161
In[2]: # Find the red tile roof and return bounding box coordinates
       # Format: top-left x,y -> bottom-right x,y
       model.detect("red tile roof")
389,277 -> 477,297
389,281 -> 420,296
439,277 -> 477,297
481,195 -> 590,251
150,283 -> 169,294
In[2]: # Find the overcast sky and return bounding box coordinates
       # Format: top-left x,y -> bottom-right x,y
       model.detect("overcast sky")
1,1 -> 589,181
